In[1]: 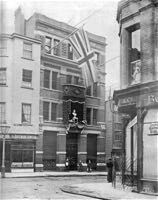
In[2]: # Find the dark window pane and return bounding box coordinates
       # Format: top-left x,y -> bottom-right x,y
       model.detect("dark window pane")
54,39 -> 60,56
43,101 -> 49,121
44,70 -> 50,88
52,71 -> 58,89
86,108 -> 91,125
51,103 -> 57,121
93,109 -> 97,125
67,75 -> 72,84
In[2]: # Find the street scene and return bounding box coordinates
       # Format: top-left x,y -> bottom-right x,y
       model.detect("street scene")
0,0 -> 158,199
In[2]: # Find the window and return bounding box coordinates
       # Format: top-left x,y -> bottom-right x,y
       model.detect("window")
45,36 -> 52,54
22,104 -> 31,123
23,42 -> 32,59
67,75 -> 72,84
93,52 -> 100,65
74,76 -> 79,85
68,44 -> 73,60
52,71 -> 58,89
22,69 -> 32,87
0,102 -> 6,123
86,108 -> 91,125
127,25 -> 141,85
0,68 -> 6,85
93,82 -> 98,97
51,103 -> 57,121
43,102 -> 49,121
54,39 -> 60,56
86,86 -> 92,96
93,109 -> 98,125
44,69 -> 50,89
0,39 -> 7,56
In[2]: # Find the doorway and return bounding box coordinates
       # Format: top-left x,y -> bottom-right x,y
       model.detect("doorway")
66,133 -> 78,170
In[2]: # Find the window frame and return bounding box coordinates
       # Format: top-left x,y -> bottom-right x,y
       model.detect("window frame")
43,69 -> 50,89
23,42 -> 32,59
53,39 -> 60,56
22,69 -> 32,88
45,36 -> 52,54
21,103 -> 31,124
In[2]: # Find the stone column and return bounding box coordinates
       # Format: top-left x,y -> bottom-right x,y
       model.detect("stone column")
35,132 -> 43,171
78,134 -> 87,171
56,131 -> 66,171
97,134 -> 106,171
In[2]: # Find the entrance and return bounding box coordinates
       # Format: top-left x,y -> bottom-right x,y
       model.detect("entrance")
66,133 -> 78,170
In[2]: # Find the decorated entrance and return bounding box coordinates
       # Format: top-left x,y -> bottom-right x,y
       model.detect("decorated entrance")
66,133 -> 78,170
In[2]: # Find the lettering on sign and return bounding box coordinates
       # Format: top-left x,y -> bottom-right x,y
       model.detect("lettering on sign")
149,95 -> 158,104
149,123 -> 158,135
119,96 -> 136,106
0,134 -> 37,140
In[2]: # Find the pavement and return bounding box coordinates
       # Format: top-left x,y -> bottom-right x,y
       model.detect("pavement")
2,171 -> 158,200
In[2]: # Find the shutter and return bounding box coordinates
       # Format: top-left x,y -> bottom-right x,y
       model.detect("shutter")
60,42 -> 68,58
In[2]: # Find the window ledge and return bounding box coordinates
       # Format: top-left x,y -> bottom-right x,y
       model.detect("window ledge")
21,57 -> 34,61
0,84 -> 8,87
21,123 -> 33,126
0,55 -> 9,57
21,86 -> 34,90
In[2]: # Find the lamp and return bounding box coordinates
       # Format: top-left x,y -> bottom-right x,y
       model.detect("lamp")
0,125 -> 10,178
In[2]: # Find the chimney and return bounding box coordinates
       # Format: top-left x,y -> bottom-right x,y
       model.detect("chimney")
14,6 -> 25,35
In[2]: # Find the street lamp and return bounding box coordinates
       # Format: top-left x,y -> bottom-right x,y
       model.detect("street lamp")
0,125 -> 10,178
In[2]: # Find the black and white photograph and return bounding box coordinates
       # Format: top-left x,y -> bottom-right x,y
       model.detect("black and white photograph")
0,0 -> 158,199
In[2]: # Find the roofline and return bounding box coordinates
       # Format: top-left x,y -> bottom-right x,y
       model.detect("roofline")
0,33 -> 41,44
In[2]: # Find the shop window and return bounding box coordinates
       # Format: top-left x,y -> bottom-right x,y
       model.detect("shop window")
23,42 -> 32,59
86,108 -> 91,125
45,36 -> 52,54
52,71 -> 58,89
68,43 -> 73,60
93,109 -> 98,125
44,69 -> 50,89
54,39 -> 60,56
22,103 -> 31,123
22,69 -> 32,88
12,142 -> 34,166
51,103 -> 57,121
127,25 -> 141,85
0,68 -> 6,85
43,101 -> 49,121
0,102 -> 6,123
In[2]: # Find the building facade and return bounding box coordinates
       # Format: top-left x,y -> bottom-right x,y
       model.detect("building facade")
114,0 -> 158,193
0,33 -> 41,172
13,8 -> 106,172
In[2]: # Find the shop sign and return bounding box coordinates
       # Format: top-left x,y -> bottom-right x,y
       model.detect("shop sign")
0,134 -> 37,140
149,123 -> 158,135
119,96 -> 137,106
148,95 -> 158,105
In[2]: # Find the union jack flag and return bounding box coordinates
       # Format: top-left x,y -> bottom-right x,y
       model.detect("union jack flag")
68,27 -> 97,86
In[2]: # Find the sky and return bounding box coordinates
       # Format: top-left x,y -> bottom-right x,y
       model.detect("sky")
1,0 -> 120,99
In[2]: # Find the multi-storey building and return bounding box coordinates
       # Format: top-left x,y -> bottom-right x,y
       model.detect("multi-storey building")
114,0 -> 158,193
13,7 -> 106,172
0,33 -> 41,172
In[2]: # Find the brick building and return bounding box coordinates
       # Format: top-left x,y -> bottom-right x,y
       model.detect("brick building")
13,7 -> 106,172
114,0 -> 158,193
